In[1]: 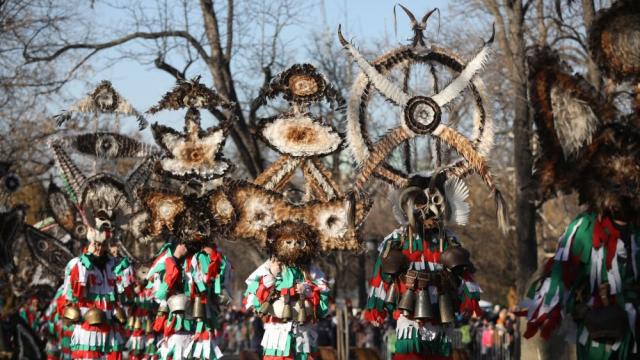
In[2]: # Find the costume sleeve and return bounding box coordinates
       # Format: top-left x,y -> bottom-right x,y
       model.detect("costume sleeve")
243,262 -> 273,311
65,256 -> 87,303
458,270 -> 482,316
114,257 -> 135,301
155,257 -> 180,301
363,232 -> 397,324
523,213 -> 595,339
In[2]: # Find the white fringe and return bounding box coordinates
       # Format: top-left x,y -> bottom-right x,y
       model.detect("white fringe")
158,333 -> 192,360
262,115 -> 342,156
261,322 -> 293,352
183,331 -> 224,359
263,158 -> 301,190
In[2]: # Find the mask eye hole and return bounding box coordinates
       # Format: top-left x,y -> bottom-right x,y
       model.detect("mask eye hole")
431,193 -> 444,206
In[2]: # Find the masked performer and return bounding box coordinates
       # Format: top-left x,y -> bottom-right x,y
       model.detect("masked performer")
126,268 -> 155,360
523,5 -> 640,356
183,241 -> 231,360
147,240 -> 192,360
363,174 -> 481,360
244,221 -> 330,360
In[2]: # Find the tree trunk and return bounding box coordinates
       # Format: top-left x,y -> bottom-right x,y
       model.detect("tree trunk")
581,0 -> 602,89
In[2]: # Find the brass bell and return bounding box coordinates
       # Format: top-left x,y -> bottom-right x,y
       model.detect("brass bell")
398,289 -> 416,315
127,315 -> 135,329
438,291 -> 456,324
258,301 -> 272,316
113,307 -> 127,324
62,305 -> 81,323
413,289 -> 433,320
83,308 -> 106,326
134,316 -> 143,330
380,247 -> 408,275
193,299 -> 206,319
384,281 -> 399,305
282,303 -> 293,321
145,318 -> 153,334
296,299 -> 307,323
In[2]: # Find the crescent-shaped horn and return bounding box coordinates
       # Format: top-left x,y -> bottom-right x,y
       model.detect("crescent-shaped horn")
397,4 -> 418,26
398,186 -> 424,227
420,8 -> 438,26
337,24 -> 348,47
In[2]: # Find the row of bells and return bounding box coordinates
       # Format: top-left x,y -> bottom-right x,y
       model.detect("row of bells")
385,283 -> 456,324
257,297 -> 313,323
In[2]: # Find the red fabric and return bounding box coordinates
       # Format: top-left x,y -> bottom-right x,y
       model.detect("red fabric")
256,278 -> 272,303
153,313 -> 167,333
164,258 -> 180,294
71,350 -> 122,359
79,322 -> 111,333
363,308 -> 387,324
70,264 -> 83,298
593,217 -> 620,270
393,354 -> 450,360
204,246 -> 222,282
164,316 -> 176,338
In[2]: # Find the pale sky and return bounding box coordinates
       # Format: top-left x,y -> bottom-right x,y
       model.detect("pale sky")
62,0 -> 460,133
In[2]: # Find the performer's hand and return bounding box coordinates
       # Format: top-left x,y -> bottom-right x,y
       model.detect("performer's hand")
370,320 -> 381,327
269,259 -> 282,276
296,283 -> 305,295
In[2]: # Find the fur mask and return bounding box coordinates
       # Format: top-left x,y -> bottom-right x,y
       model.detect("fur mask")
266,220 -> 319,267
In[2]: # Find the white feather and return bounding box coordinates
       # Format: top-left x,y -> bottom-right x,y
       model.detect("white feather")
346,75 -> 371,165
550,86 -> 600,158
432,44 -> 492,107
346,44 -> 410,106
470,78 -> 494,157
444,177 -> 470,226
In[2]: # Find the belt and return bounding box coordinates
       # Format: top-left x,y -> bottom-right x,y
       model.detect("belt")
401,270 -> 442,289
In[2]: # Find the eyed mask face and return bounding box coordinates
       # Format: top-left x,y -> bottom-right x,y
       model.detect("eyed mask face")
266,221 -> 319,267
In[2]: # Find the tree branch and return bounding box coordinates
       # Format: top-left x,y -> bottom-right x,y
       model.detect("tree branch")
23,30 -> 211,65
154,56 -> 186,80
225,0 -> 233,61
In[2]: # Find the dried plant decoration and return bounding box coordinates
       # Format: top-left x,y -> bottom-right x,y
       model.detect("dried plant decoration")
149,79 -> 235,184
54,80 -> 148,130
225,180 -> 371,252
339,10 -> 507,232
147,76 -> 235,115
250,63 -> 347,211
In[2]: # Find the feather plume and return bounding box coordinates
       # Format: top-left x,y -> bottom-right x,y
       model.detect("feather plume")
550,86 -> 600,158
443,177 -> 470,226
432,43 -> 492,107
344,43 -> 411,106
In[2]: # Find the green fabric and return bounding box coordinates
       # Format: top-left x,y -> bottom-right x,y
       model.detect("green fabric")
394,327 -> 451,356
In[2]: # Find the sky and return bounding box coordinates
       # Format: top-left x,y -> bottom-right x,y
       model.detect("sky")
63,0 -> 456,133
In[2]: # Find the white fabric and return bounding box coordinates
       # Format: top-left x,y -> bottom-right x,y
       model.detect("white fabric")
158,333 -> 192,360
261,322 -> 293,352
183,330 -> 224,359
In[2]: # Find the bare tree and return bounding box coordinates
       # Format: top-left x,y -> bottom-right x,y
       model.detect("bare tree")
19,0 -> 312,178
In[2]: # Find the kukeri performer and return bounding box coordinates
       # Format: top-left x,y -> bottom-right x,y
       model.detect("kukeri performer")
363,174 -> 482,360
244,221 -> 330,360
183,241 -> 231,360
522,17 -> 640,357
126,268 -> 156,360
147,239 -> 193,360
